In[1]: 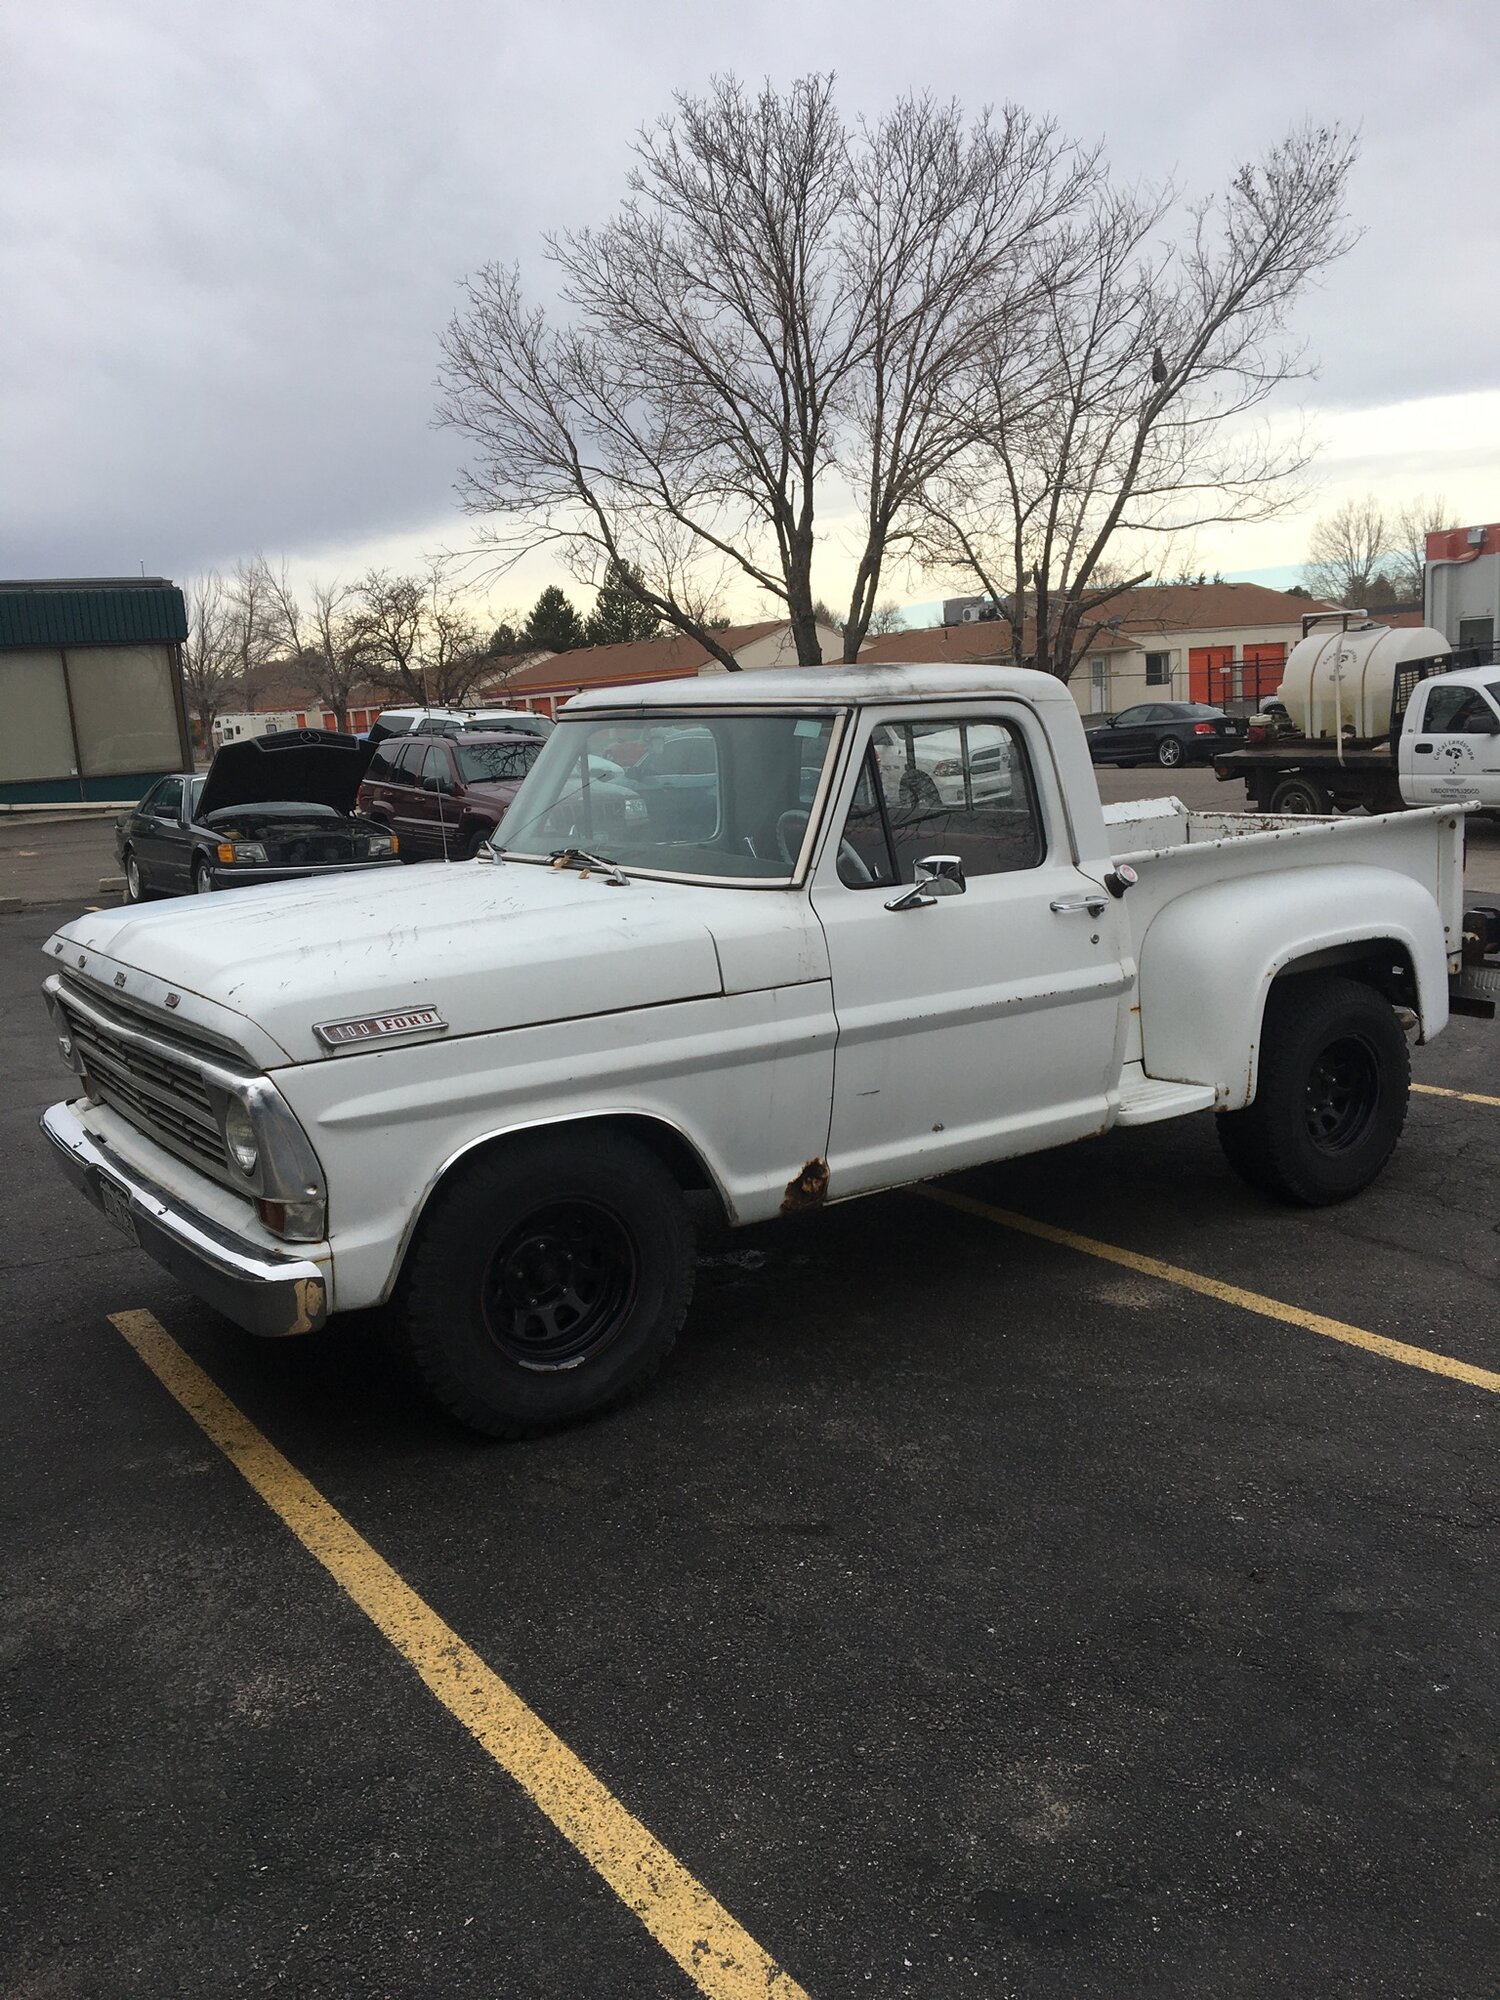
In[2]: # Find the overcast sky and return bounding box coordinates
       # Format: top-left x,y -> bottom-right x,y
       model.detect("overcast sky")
4,0 -> 1497,623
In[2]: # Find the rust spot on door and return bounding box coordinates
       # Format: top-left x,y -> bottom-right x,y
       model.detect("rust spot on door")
781,1158 -> 829,1214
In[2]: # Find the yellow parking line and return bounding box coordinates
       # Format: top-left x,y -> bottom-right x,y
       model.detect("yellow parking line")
108,1309 -> 810,2000
1412,1081 -> 1500,1109
915,1190 -> 1500,1395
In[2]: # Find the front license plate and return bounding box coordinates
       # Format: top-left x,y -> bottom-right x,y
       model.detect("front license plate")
98,1176 -> 138,1243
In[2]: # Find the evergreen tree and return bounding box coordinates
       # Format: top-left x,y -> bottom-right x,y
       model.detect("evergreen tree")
488,619 -> 524,656
585,561 -> 662,646
522,585 -> 586,653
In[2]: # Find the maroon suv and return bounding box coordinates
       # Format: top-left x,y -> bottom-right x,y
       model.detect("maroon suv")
357,730 -> 541,860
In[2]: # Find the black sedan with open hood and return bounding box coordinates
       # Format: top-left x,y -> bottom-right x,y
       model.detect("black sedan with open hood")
115,730 -> 401,900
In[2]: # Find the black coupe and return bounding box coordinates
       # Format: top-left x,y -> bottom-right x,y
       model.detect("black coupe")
116,730 -> 400,901
1085,701 -> 1244,768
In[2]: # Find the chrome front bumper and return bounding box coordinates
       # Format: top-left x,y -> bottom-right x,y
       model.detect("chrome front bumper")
41,1101 -> 329,1337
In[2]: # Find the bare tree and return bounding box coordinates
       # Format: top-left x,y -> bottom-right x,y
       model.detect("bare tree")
357,570 -> 427,703
180,573 -> 238,748
1389,493 -> 1456,603
864,599 -> 906,636
255,559 -> 372,730
1302,494 -> 1390,605
921,123 -> 1358,680
225,557 -> 276,707
437,76 -> 1090,667
419,565 -> 488,706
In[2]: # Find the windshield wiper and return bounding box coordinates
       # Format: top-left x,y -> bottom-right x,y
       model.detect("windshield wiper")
549,846 -> 629,886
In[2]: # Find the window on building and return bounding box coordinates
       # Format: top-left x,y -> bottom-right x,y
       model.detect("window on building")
0,653 -> 74,783
1145,651 -> 1171,686
65,646 -> 183,777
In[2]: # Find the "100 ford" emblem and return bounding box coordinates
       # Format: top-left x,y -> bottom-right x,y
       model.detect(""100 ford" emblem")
314,1006 -> 448,1049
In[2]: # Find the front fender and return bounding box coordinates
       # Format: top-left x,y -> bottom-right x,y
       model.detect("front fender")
1137,864 -> 1448,1110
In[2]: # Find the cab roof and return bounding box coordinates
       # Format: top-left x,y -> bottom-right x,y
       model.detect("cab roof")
564,662 -> 1072,713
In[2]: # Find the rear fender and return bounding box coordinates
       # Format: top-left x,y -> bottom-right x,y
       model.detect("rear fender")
1137,864 -> 1448,1109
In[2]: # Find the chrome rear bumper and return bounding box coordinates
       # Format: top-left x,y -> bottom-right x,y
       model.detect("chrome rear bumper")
41,1101 -> 328,1337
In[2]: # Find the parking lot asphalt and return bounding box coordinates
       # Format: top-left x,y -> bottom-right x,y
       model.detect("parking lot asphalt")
3,896 -> 1497,1999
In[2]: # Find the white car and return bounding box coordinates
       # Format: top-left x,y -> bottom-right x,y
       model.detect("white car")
41,664 -> 1497,1441
876,720 -> 1015,810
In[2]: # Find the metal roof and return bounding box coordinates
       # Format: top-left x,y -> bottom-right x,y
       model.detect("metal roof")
0,578 -> 187,648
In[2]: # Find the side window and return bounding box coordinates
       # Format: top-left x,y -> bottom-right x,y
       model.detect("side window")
836,718 -> 1044,888
1423,686 -> 1499,734
393,742 -> 429,783
365,741 -> 400,781
425,748 -> 457,795
152,776 -> 184,819
836,751 -> 898,888
1114,705 -> 1149,726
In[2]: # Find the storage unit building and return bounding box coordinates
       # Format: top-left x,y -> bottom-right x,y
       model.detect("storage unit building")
0,577 -> 192,805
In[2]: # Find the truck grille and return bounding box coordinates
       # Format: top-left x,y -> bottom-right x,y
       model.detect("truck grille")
54,983 -> 233,1183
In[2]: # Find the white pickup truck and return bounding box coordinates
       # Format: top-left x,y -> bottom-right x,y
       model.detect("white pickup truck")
41,665 -> 1500,1436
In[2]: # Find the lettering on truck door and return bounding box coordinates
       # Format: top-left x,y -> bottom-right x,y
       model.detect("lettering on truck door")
808,704 -> 1132,1198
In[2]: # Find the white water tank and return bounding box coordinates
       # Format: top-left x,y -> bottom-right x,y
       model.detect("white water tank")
1279,622 -> 1449,740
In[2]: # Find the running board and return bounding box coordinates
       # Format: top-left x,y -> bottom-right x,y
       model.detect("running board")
1115,1074 -> 1219,1126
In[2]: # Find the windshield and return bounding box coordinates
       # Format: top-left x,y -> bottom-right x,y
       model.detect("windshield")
496,712 -> 841,881
456,739 -> 540,784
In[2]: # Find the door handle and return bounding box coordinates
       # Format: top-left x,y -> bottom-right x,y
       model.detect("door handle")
1414,744 -> 1433,755
1051,897 -> 1107,918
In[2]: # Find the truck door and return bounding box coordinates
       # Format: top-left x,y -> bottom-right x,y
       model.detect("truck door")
809,704 -> 1132,1198
1401,679 -> 1500,807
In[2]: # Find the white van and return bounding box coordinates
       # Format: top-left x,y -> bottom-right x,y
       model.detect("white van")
210,711 -> 302,750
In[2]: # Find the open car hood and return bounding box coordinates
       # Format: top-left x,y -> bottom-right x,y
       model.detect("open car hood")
196,729 -> 376,819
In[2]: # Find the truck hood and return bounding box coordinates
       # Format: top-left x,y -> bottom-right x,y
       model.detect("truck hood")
53,860 -> 726,1065
197,729 -> 375,818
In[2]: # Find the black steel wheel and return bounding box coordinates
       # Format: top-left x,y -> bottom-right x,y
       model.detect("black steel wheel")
1156,735 -> 1184,768
481,1199 -> 637,1371
1268,772 -> 1333,816
1217,974 -> 1409,1205
394,1128 -> 695,1436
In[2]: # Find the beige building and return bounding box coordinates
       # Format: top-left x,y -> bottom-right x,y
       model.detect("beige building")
860,582 -> 1334,713
485,617 -> 844,714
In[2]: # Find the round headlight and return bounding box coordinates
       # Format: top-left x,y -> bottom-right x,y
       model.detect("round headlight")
223,1099 -> 259,1177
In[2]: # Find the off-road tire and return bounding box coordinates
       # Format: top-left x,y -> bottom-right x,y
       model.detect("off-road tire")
392,1129 -> 695,1437
1216,973 -> 1409,1206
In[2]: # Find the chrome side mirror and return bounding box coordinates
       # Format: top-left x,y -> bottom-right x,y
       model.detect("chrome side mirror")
885,854 -> 965,912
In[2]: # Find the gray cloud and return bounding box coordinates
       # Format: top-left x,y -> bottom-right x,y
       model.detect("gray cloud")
3,0 -> 1495,584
